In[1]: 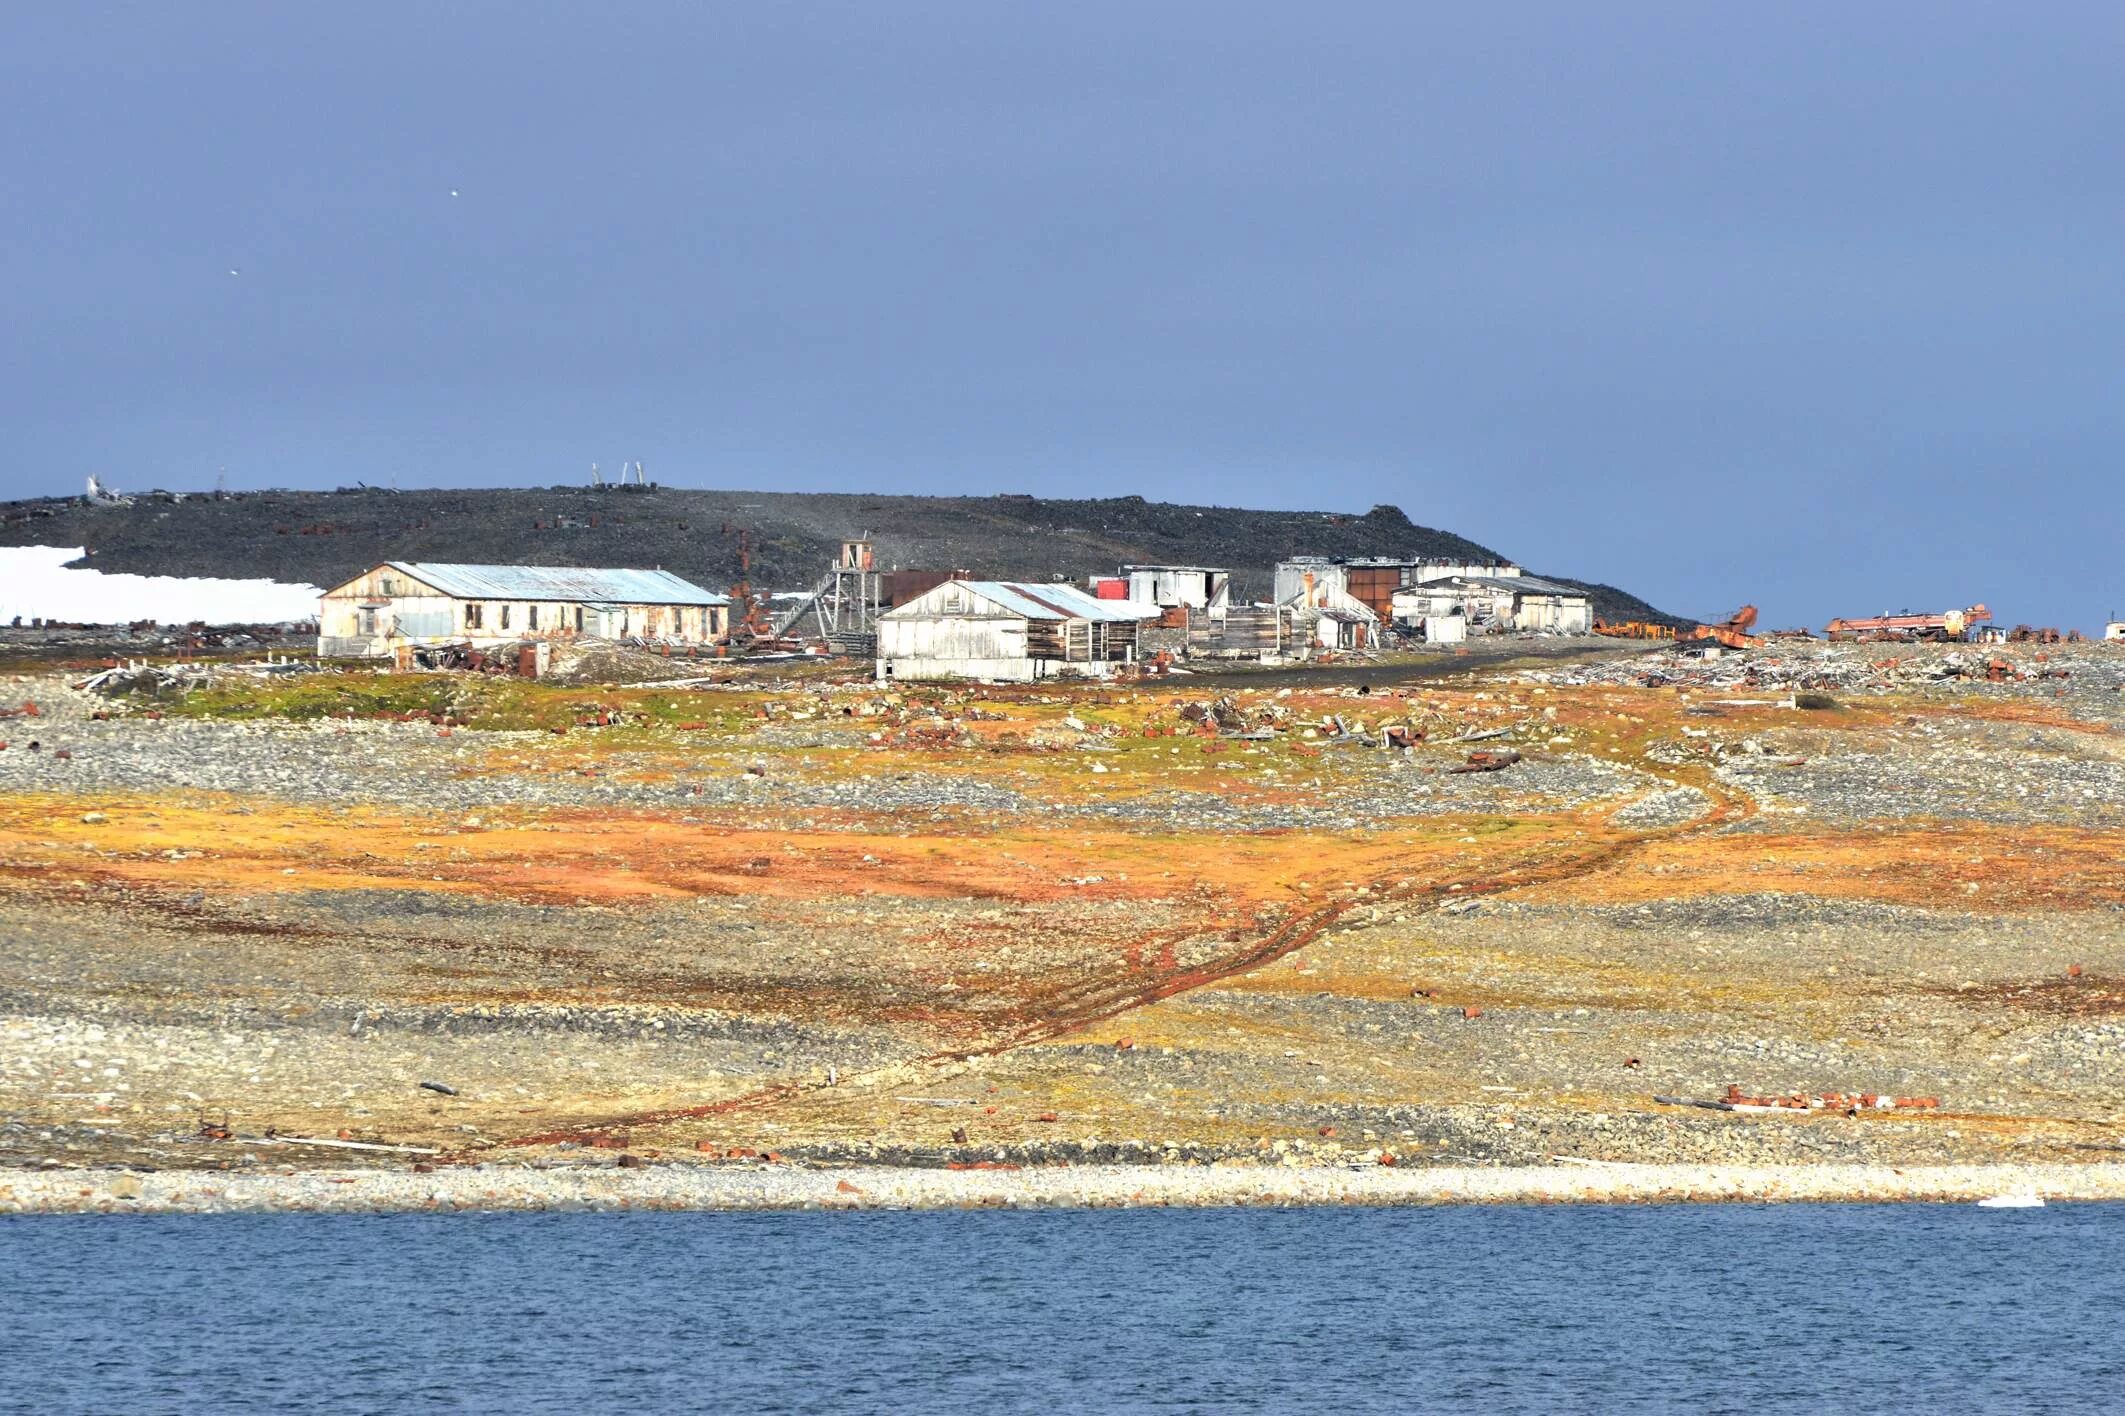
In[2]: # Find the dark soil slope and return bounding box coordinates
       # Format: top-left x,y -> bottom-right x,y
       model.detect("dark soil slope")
1,485 -> 1683,625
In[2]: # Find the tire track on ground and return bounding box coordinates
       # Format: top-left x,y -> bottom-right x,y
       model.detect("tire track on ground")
475,768 -> 1753,1153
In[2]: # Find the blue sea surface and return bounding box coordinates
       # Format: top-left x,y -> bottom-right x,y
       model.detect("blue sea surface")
0,1202 -> 2116,1413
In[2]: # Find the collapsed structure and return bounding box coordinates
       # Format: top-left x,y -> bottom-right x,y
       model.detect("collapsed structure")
1279,571 -> 1382,650
1274,557 -> 1592,640
875,581 -> 1160,681
317,562 -> 729,660
1089,564 -> 1304,659
1093,565 -> 1232,610
1391,572 -> 1593,637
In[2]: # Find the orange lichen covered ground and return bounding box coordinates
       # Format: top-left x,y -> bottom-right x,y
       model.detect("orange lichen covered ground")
0,791 -> 1595,912
1515,824 -> 2125,913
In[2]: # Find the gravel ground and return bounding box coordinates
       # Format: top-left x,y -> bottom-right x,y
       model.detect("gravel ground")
1525,640 -> 2125,723
7,643 -> 2125,1184
1718,723 -> 2125,827
0,677 -> 1657,831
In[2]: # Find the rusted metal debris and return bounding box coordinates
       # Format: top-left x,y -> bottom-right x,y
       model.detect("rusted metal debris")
1174,696 -> 1297,739
406,641 -> 541,676
1655,1086 -> 1942,1114
246,1134 -> 442,1156
74,658 -> 317,697
1317,713 -> 1375,746
1451,748 -> 1522,773
2005,625 -> 2083,644
1685,604 -> 1763,650
1825,604 -> 1990,642
1593,618 -> 1677,641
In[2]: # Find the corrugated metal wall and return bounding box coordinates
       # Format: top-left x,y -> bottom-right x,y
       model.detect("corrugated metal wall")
1343,567 -> 1402,622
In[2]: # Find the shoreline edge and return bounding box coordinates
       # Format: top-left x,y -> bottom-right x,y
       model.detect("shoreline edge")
6,1161 -> 2124,1215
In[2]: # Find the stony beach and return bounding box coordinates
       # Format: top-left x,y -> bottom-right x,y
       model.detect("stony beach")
8,1159 -> 2122,1215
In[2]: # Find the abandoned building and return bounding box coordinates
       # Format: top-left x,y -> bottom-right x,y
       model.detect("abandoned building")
1185,604 -> 1299,659
1083,565 -> 1235,660
875,580 -> 1161,681
1393,574 -> 1593,635
317,562 -> 729,659
1279,569 -> 1382,650
1407,608 -> 1468,645
1272,557 -> 1528,625
1091,565 -> 1232,610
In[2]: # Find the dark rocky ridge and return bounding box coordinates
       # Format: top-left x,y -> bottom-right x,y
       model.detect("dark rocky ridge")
0,485 -> 1681,624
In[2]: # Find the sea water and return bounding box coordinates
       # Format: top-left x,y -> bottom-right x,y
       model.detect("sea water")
1,1203 -> 2116,1413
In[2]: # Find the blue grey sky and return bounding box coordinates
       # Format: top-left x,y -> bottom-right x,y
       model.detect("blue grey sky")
4,3 -> 2121,629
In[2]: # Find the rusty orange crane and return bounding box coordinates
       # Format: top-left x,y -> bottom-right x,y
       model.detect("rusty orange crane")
1687,605 -> 1761,650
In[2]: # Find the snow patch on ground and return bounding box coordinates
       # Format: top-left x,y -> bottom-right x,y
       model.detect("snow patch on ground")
0,546 -> 319,625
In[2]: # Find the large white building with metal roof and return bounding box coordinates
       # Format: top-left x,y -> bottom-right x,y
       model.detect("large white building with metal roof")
875,580 -> 1161,681
318,561 -> 728,658
1392,573 -> 1592,635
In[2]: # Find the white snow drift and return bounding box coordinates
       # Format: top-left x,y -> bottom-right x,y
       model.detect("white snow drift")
0,547 -> 320,627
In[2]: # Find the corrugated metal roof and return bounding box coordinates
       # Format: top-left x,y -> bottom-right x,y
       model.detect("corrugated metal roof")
1278,556 -> 1525,570
888,581 -> 1159,623
985,581 -> 1160,622
386,563 -> 727,605
1452,574 -> 1584,597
